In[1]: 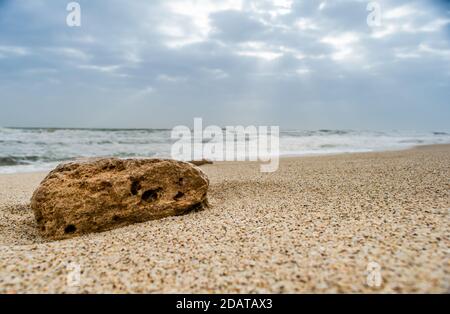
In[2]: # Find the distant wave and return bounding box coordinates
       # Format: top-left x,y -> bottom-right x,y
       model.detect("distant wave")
318,129 -> 350,135
281,129 -> 355,137
433,131 -> 448,135
0,156 -> 62,166
1,127 -> 450,173
4,127 -> 172,132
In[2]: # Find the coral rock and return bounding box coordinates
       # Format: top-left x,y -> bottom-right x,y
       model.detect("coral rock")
31,158 -> 209,240
189,159 -> 213,166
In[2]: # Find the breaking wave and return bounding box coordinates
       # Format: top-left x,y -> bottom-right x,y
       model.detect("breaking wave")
0,127 -> 449,173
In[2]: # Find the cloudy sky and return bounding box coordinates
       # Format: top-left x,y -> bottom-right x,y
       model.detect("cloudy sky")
0,0 -> 449,130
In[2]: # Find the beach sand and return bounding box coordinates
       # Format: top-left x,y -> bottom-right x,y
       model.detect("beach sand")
0,145 -> 449,293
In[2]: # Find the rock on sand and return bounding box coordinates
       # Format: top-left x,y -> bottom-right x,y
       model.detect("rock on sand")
30,158 -> 209,240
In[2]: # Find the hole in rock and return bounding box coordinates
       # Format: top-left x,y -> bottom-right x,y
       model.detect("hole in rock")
112,215 -> 120,222
142,188 -> 162,202
130,180 -> 141,195
100,181 -> 112,188
64,224 -> 77,234
174,191 -> 185,200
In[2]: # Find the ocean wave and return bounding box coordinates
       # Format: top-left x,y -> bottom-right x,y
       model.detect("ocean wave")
0,140 -> 25,144
0,156 -> 66,166
281,129 -> 355,137
2,127 -> 172,133
318,129 -> 350,135
398,139 -> 425,144
0,156 -> 42,166
1,128 -> 450,173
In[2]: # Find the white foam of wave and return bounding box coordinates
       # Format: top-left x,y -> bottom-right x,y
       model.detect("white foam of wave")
0,128 -> 449,173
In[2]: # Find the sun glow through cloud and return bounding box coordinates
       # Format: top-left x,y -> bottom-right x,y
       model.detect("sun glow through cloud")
0,0 -> 448,130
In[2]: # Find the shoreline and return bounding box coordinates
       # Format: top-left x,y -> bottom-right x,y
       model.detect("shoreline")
1,143 -> 450,176
0,144 -> 449,293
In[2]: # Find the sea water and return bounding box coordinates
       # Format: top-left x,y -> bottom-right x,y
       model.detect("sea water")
0,127 -> 449,173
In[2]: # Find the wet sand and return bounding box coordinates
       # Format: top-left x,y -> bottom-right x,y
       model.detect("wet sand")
0,145 -> 449,293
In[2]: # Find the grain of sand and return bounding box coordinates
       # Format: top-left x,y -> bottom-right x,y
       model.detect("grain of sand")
0,145 -> 449,293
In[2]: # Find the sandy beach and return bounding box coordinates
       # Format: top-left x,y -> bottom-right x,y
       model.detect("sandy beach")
0,145 -> 449,293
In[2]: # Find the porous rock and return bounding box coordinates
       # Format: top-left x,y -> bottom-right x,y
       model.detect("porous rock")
189,159 -> 213,166
30,158 -> 209,240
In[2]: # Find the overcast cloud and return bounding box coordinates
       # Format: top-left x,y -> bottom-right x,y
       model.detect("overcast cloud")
0,0 -> 449,130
